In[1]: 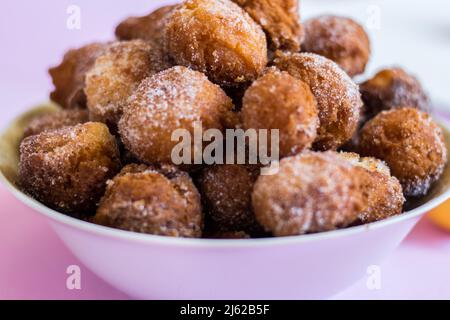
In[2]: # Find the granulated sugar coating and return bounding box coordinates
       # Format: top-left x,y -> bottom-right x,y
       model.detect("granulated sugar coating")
115,5 -> 176,48
85,40 -> 165,131
232,0 -> 304,52
274,52 -> 362,151
19,122 -> 121,217
93,164 -> 203,238
252,151 -> 365,236
23,109 -> 89,139
165,0 -> 268,87
49,42 -> 107,109
337,152 -> 405,223
360,67 -> 431,124
242,67 -> 318,158
198,164 -> 262,234
359,108 -> 447,197
119,66 -> 234,166
303,15 -> 371,77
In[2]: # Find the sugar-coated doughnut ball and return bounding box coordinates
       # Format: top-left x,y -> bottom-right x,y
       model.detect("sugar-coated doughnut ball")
338,152 -> 405,223
49,43 -> 107,109
360,67 -> 430,123
19,122 -> 121,216
119,66 -> 234,166
303,16 -> 370,77
198,164 -> 262,233
242,67 -> 318,157
252,151 -> 364,236
165,0 -> 268,87
85,40 -> 165,130
115,5 -> 176,47
275,52 -> 362,151
115,5 -> 176,71
359,108 -> 447,197
23,109 -> 89,139
93,164 -> 203,238
232,0 -> 304,51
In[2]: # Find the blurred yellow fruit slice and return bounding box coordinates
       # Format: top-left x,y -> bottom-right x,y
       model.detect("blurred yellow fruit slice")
428,200 -> 450,231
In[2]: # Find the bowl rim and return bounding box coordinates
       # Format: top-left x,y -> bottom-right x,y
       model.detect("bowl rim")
1,111 -> 450,249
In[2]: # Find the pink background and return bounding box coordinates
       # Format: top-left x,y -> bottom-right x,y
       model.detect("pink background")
1,0 -> 450,299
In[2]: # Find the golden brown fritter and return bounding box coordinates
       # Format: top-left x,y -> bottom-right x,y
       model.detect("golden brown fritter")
165,0 -> 268,87
198,164 -> 262,233
119,66 -> 234,166
49,43 -> 107,109
303,15 -> 370,77
85,40 -> 164,131
360,67 -> 431,123
93,164 -> 203,238
232,0 -> 304,51
23,109 -> 89,139
338,152 -> 405,223
274,52 -> 362,151
242,67 -> 318,157
115,5 -> 176,72
19,122 -> 121,216
252,151 -> 365,236
358,108 -> 447,197
115,5 -> 176,47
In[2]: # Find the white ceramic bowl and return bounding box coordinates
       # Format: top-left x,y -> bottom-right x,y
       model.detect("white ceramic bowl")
1,104 -> 450,299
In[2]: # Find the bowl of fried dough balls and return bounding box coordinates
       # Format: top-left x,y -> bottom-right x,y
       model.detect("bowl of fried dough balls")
1,0 -> 450,300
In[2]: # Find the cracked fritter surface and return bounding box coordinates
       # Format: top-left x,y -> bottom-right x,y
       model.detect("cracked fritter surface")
232,0 -> 304,51
338,152 -> 405,223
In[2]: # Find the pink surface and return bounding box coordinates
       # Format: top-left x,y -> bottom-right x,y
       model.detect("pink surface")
1,0 -> 450,300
